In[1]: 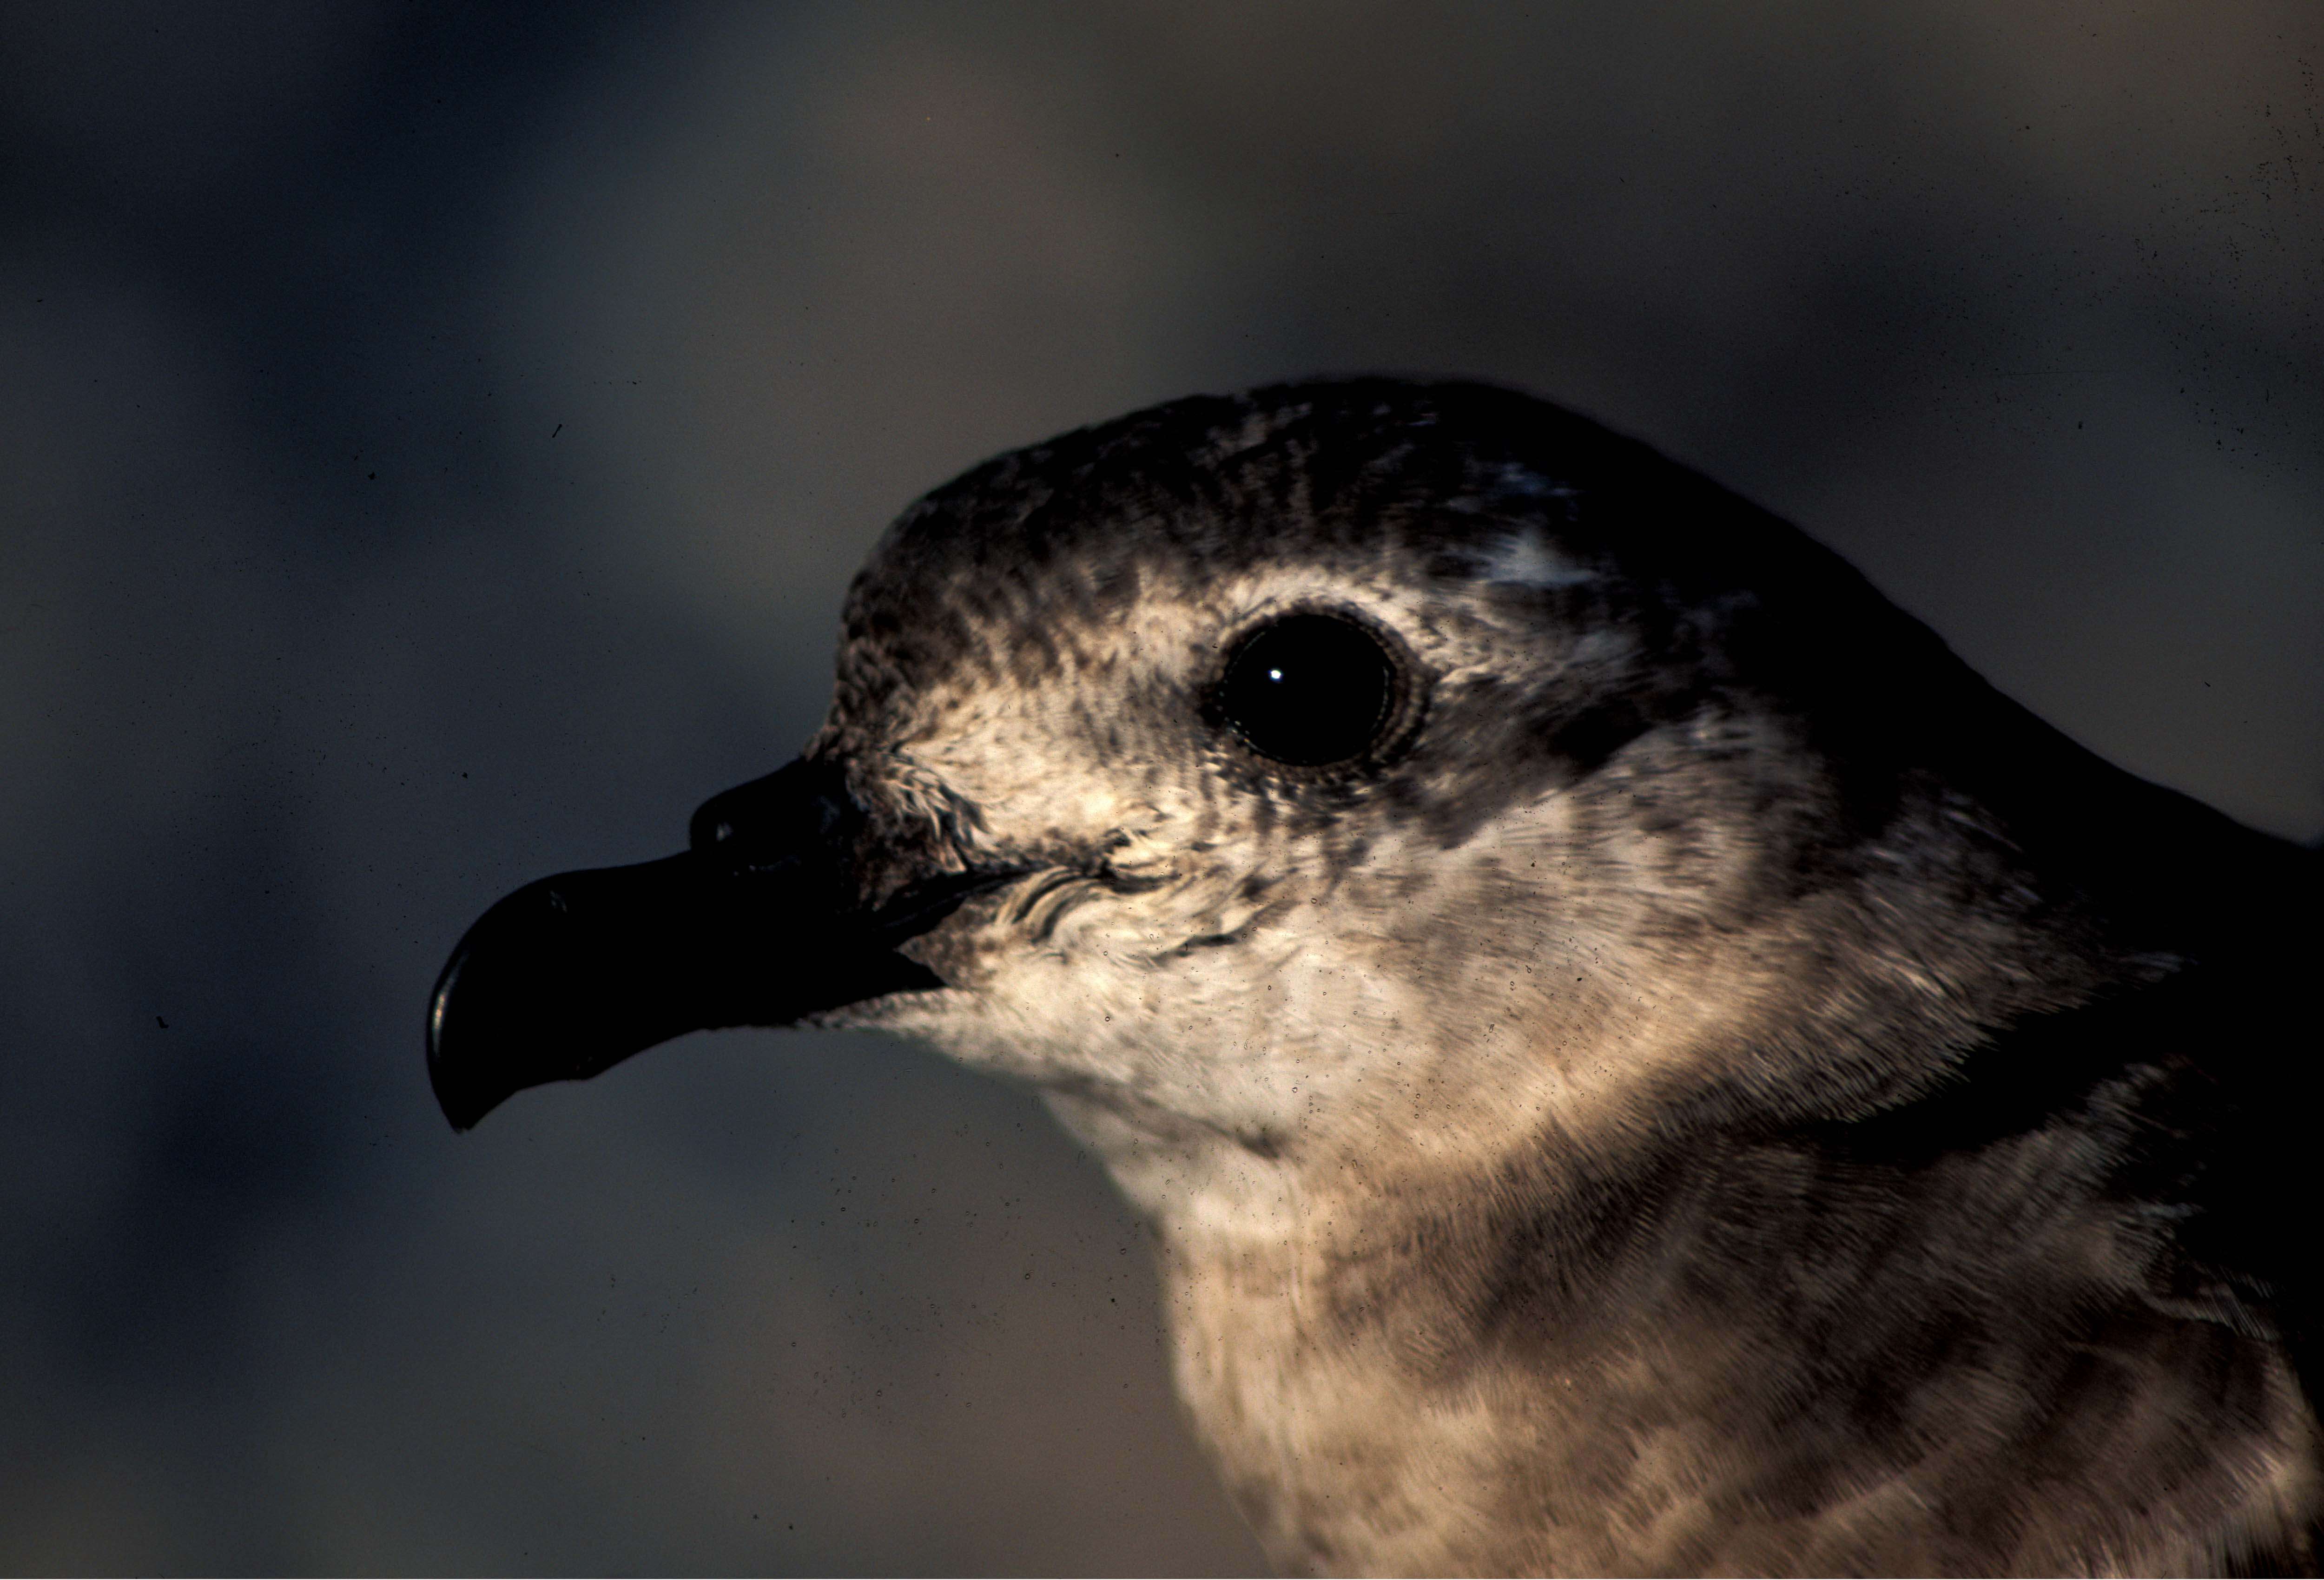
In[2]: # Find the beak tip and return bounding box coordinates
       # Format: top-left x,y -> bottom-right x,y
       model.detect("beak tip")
428,1055 -> 496,1132
427,944 -> 510,1132
428,1051 -> 511,1133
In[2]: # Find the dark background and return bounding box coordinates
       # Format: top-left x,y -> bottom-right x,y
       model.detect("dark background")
2,2 -> 2317,1571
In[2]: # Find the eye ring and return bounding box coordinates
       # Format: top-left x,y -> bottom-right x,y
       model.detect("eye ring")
1205,607 -> 1419,772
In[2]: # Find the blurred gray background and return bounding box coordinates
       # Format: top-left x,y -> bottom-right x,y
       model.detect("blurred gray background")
1,1 -> 2318,1572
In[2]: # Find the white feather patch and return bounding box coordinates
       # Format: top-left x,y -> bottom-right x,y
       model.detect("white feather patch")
1481,526 -> 1600,589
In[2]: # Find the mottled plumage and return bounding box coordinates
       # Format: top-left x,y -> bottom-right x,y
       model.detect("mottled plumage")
432,379 -> 2324,1575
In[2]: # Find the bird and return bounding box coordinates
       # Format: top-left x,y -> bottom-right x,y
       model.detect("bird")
428,378 -> 2324,1575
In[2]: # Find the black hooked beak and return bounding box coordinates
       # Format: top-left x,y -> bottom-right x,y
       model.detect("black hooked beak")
426,757 -> 982,1132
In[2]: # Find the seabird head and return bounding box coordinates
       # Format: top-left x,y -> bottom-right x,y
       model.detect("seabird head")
426,378 -> 2320,1573
438,381 -> 2108,1175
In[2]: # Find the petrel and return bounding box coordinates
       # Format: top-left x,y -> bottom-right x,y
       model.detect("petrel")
429,380 -> 2324,1575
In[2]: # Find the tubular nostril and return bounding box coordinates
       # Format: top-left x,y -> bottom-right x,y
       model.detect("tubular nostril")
688,797 -> 739,853
689,757 -> 857,858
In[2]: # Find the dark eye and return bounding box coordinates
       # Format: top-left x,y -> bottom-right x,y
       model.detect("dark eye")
1216,612 -> 1399,767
